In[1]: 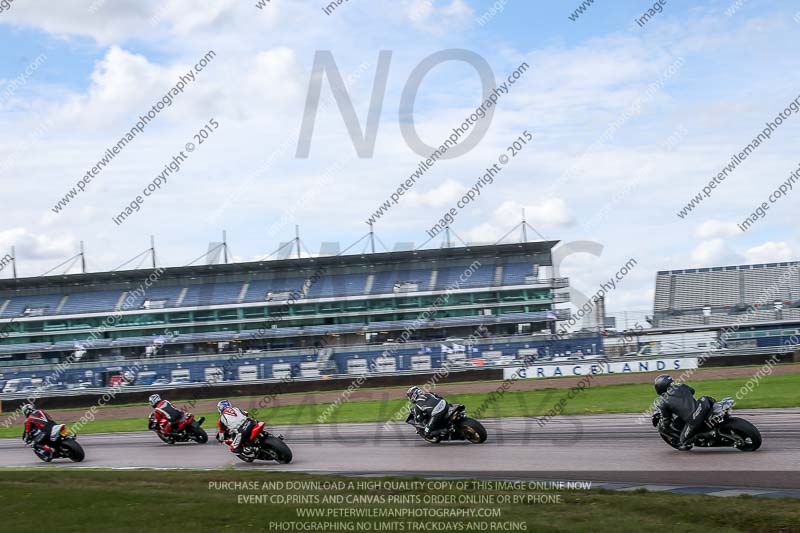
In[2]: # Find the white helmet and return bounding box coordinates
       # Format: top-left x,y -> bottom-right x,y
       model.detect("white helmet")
148,394 -> 161,408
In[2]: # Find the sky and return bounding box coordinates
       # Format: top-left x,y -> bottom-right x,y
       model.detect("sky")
0,0 -> 799,319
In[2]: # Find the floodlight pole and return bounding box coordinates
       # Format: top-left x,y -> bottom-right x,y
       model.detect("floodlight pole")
150,235 -> 157,268
11,245 -> 17,279
80,241 -> 86,273
521,208 -> 528,242
223,230 -> 228,264
369,221 -> 375,254
295,225 -> 301,259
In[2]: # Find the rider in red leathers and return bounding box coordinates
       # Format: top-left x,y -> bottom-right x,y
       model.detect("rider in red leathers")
148,394 -> 183,436
21,404 -> 57,462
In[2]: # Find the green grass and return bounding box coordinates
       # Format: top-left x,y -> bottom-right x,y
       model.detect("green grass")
2,372 -> 798,438
0,469 -> 797,532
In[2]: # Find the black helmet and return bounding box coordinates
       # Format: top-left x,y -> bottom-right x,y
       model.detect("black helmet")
406,386 -> 422,402
654,374 -> 674,395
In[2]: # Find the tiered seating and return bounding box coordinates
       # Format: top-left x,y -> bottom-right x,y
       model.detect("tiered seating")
305,273 -> 368,298
502,262 -> 532,285
653,274 -> 673,311
660,269 -> 741,311
60,290 -> 124,314
125,286 -> 184,309
181,282 -> 244,307
369,268 -> 433,294
0,258 -> 557,319
655,262 -> 800,327
242,277 -> 308,302
0,294 -> 64,318
743,265 -> 800,304
434,264 -> 495,290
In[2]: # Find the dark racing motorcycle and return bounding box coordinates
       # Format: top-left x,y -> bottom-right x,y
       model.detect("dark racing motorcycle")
148,412 -> 208,444
222,421 -> 293,464
406,402 -> 487,444
31,424 -> 85,462
653,397 -> 761,451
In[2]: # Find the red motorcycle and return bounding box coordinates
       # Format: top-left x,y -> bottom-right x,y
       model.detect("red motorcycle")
221,421 -> 292,463
148,412 -> 208,444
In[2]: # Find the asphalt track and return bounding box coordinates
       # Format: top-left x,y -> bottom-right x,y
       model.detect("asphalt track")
2,409 -> 799,491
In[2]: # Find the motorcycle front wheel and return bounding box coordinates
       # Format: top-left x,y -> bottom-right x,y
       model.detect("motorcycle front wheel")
659,432 -> 685,450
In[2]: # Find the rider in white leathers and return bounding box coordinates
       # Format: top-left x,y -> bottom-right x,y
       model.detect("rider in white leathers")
216,400 -> 257,453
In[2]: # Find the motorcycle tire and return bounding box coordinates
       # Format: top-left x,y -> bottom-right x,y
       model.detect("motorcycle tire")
423,433 -> 442,444
458,417 -> 487,444
191,425 -> 209,444
659,432 -> 684,450
263,436 -> 293,464
721,417 -> 762,451
62,439 -> 85,462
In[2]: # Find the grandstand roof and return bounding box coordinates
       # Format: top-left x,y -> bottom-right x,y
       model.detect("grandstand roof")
0,241 -> 559,293
657,261 -> 800,275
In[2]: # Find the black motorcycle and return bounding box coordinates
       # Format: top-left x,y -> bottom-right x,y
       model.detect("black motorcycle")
32,424 -> 85,462
223,421 -> 293,464
148,412 -> 208,444
406,402 -> 487,444
653,397 -> 761,451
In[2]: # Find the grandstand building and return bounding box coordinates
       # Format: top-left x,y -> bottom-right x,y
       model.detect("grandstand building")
0,241 -> 601,389
645,261 -> 800,355
653,261 -> 800,327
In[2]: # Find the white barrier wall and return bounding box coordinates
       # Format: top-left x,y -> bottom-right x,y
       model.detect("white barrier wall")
503,357 -> 699,380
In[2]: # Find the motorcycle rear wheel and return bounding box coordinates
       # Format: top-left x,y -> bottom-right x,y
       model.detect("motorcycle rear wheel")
722,417 -> 762,451
458,417 -> 487,444
263,436 -> 293,464
62,439 -> 85,462
191,425 -> 209,444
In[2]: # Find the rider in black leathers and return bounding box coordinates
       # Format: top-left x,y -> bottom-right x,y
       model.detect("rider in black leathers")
407,386 -> 449,438
654,374 -> 714,450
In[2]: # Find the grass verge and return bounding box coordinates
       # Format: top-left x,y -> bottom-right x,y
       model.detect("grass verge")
1,373 -> 798,438
0,469 -> 797,532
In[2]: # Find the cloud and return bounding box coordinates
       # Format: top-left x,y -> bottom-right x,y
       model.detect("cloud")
407,0 -> 473,32
462,198 -> 573,243
689,239 -> 742,267
495,199 -> 574,229
744,241 -> 794,264
0,228 -> 77,261
405,179 -> 464,208
694,219 -> 740,239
